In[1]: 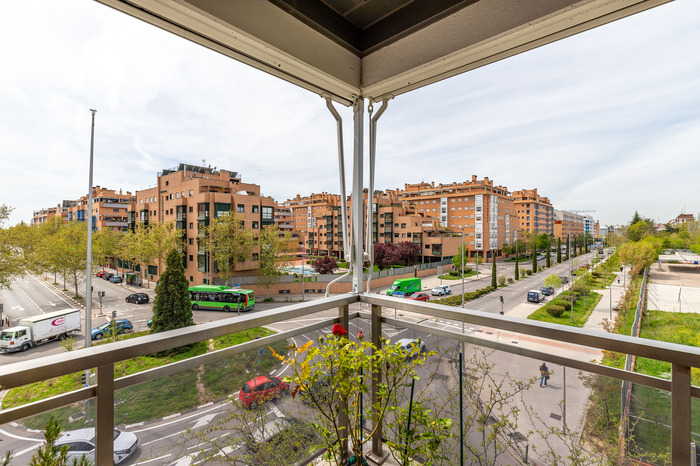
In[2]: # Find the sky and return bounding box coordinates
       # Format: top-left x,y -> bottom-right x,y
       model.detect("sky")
1,1 -> 699,229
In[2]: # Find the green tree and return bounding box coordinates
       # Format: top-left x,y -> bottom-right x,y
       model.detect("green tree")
256,225 -> 293,298
148,222 -> 182,278
93,227 -> 121,271
514,253 -> 519,280
0,205 -> 24,289
557,237 -> 562,264
207,212 -> 255,285
545,235 -> 551,268
491,254 -> 497,288
151,249 -> 194,334
544,273 -> 562,290
275,329 -> 452,465
29,416 -> 91,466
52,221 -> 88,297
627,221 -> 652,242
452,244 -> 468,272
531,234 -> 537,272
617,241 -> 657,276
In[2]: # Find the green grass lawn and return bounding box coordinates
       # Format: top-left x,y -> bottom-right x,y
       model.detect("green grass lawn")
437,270 -> 477,280
4,327 -> 290,430
527,290 -> 602,327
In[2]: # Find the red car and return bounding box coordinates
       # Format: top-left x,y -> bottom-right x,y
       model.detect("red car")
407,292 -> 430,302
96,270 -> 108,278
239,375 -> 288,408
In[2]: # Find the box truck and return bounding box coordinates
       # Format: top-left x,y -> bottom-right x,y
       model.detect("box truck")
0,309 -> 81,352
386,278 -> 422,297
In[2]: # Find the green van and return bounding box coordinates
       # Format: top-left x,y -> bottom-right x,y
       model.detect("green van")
386,278 -> 422,297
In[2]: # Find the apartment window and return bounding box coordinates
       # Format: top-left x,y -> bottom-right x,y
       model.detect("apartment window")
252,221 -> 259,229
401,223 -> 406,228
188,238 -> 193,245
252,205 -> 259,213
394,233 -> 399,238
165,181 -> 169,186
237,204 -> 245,213
176,193 -> 179,199
189,190 -> 193,197
189,255 -> 193,262
189,222 -> 193,229
252,253 -> 259,261
189,206 -> 193,213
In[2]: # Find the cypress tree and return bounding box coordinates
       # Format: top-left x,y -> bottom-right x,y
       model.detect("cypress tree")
151,249 -> 194,334
514,255 -> 519,280
545,236 -> 551,268
491,254 -> 497,288
557,237 -> 562,264
532,240 -> 537,272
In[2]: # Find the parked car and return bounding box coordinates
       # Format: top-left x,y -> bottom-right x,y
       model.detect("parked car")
91,319 -> 133,340
395,338 -> 427,360
125,293 -> 149,304
536,254 -> 546,261
527,290 -> 545,303
559,275 -> 570,285
407,292 -> 430,302
244,417 -> 317,465
95,270 -> 108,278
55,428 -> 138,464
539,286 -> 554,296
431,285 -> 451,296
239,375 -> 288,408
109,275 -> 123,283
101,272 -> 114,280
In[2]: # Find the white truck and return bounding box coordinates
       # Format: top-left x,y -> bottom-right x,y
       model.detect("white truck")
0,309 -> 81,352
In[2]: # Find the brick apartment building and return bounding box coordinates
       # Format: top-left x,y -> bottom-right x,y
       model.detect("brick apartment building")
127,163 -> 275,284
391,176 -> 518,259
553,209 -> 585,240
283,190 -> 460,261
512,188 -> 553,236
31,187 -> 135,231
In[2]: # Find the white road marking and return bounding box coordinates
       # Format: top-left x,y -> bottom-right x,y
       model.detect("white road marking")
191,413 -> 217,429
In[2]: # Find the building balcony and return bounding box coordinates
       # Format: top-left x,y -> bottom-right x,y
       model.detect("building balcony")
0,287 -> 697,464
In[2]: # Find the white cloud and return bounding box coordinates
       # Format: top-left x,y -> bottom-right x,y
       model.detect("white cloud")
1,0 -> 699,228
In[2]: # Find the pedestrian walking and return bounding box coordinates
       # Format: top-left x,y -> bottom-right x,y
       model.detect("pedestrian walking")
617,276 -> 620,284
539,362 -> 549,387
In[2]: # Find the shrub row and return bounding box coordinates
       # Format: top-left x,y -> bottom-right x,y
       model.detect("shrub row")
439,286 -> 496,306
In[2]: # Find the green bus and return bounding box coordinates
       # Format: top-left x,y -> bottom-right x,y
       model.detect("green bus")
188,285 -> 255,312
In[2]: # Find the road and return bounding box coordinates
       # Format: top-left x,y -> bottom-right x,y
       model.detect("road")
0,254 -> 596,464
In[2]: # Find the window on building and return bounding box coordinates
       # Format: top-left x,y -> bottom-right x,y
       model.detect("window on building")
237,204 -> 245,213
189,255 -> 193,262
252,205 -> 259,213
252,221 -> 259,229
189,190 -> 193,197
188,238 -> 193,245
189,222 -> 193,229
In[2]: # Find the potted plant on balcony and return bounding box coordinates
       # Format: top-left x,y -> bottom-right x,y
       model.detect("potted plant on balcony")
271,324 -> 451,466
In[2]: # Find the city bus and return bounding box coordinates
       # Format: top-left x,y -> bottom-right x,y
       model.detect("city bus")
188,285 -> 255,312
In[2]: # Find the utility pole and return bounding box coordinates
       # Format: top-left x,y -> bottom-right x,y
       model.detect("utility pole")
85,109 -> 96,351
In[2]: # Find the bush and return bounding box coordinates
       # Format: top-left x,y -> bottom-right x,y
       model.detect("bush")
498,274 -> 506,286
547,305 -> 565,317
551,299 -> 571,311
449,270 -> 460,277
591,270 -> 602,278
508,278 -> 513,283
525,269 -> 532,276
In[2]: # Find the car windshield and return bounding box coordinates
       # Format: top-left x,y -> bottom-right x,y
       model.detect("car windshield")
0,332 -> 15,341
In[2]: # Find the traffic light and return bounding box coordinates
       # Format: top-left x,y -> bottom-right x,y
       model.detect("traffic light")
111,310 -> 116,320
499,296 -> 504,303
81,372 -> 87,385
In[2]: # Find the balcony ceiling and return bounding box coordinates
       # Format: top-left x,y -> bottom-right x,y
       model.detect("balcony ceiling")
96,0 -> 671,105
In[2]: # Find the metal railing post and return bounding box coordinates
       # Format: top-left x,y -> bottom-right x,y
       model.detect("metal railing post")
671,362 -> 691,464
371,303 -> 383,458
95,363 -> 115,465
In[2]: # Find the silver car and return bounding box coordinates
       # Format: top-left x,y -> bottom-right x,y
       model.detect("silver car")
55,428 -> 138,464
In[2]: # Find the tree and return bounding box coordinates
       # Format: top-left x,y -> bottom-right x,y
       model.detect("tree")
544,273 -> 562,290
29,416 -> 91,466
373,242 -> 397,269
514,254 -> 519,280
148,222 -> 182,277
491,255 -> 497,288
0,205 -> 24,289
312,256 -> 337,274
452,244 -> 468,272
557,237 -> 562,264
531,234 -> 538,272
93,227 -> 121,271
545,236 -> 551,268
52,221 -> 88,297
395,241 -> 420,266
274,327 -> 452,465
617,241 -> 657,276
151,249 -> 194,334
206,212 -> 255,284
627,221 -> 652,242
257,225 -> 293,298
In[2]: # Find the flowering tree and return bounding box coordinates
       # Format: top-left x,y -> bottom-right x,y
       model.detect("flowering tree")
271,325 -> 451,465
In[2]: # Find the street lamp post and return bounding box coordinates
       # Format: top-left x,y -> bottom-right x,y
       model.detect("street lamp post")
461,228 -> 465,309
301,253 -> 305,301
85,109 -> 96,351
